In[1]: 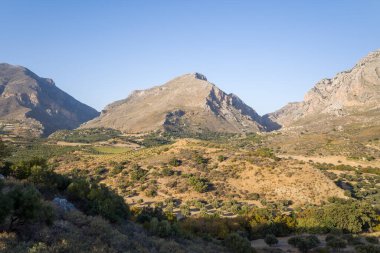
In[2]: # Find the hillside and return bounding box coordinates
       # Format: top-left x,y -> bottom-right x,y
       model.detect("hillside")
0,63 -> 99,136
82,73 -> 272,134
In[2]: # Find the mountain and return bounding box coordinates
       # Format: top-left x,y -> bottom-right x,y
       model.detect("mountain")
82,73 -> 269,134
265,49 -> 380,130
0,63 -> 99,136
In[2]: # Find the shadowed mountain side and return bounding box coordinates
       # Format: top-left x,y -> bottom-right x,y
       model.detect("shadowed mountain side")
0,63 -> 99,136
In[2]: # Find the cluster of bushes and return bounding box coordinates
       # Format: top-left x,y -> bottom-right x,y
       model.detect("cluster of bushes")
6,142 -> 79,163
138,132 -> 172,147
49,128 -> 122,143
250,147 -> 280,161
66,178 -> 130,222
314,162 -> 380,176
297,199 -> 378,233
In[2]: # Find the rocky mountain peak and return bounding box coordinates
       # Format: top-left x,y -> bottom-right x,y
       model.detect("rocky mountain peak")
266,49 -> 380,130
82,73 -> 270,134
193,72 -> 208,81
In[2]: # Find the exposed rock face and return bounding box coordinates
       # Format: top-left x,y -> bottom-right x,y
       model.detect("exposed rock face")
82,73 -> 267,134
266,49 -> 380,129
0,63 -> 99,136
52,197 -> 76,212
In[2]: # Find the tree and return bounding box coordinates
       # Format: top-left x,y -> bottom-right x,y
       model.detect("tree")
7,185 -> 53,230
264,234 -> 278,246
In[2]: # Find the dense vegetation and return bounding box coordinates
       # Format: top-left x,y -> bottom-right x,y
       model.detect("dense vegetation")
1,135 -> 380,252
49,128 -> 122,143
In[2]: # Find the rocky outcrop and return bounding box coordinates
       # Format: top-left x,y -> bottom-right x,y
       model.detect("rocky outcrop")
52,197 -> 76,212
266,49 -> 380,128
0,63 -> 99,136
82,73 -> 269,134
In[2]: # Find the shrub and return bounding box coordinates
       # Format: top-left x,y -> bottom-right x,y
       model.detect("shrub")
366,237 -> 380,244
130,164 -> 147,181
0,192 -> 11,224
188,176 -> 210,193
247,193 -> 260,200
162,167 -> 174,176
5,184 -> 54,230
264,234 -> 278,246
252,148 -> 278,160
288,236 -> 320,253
326,238 -> 346,251
218,155 -> 227,162
135,207 -> 166,223
145,188 -> 157,197
224,233 -> 255,253
355,244 -> 380,253
194,155 -> 208,165
67,178 -> 130,223
10,157 -> 47,180
111,164 -> 124,175
168,158 -> 182,167
149,218 -> 177,237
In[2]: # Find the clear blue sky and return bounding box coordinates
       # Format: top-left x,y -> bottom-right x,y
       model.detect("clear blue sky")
1,0 -> 379,114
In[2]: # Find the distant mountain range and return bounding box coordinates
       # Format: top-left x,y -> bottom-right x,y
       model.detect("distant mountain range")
0,63 -> 99,136
1,49 -> 379,137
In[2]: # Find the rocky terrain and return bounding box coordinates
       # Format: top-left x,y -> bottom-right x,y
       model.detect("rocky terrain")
82,73 -> 272,134
266,49 -> 380,131
0,63 -> 99,136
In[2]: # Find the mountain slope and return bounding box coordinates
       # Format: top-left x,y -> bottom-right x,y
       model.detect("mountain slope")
0,63 -> 99,136
265,49 -> 380,130
82,73 -> 268,134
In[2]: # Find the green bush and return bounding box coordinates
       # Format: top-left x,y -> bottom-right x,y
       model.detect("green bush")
218,155 -> 227,162
4,184 -> 54,230
224,233 -> 255,253
288,235 -> 320,253
149,217 -> 177,237
168,158 -> 182,167
130,164 -> 147,181
67,179 -> 130,223
326,238 -> 346,251
264,234 -> 278,246
161,167 -> 174,176
188,176 -> 210,193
